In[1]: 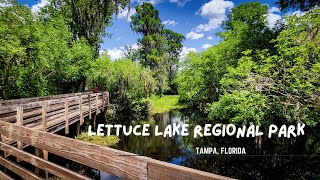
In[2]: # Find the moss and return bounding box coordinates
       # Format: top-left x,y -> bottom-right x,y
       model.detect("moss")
75,132 -> 119,146
148,95 -> 186,114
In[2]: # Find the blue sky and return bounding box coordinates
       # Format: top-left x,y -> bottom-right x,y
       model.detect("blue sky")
17,0 -> 302,60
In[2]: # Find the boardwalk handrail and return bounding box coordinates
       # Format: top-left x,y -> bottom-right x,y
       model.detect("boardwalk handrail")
0,121 -> 233,180
0,92 -> 109,132
0,91 -> 94,106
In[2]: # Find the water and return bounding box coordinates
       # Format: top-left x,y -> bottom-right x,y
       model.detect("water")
111,109 -> 320,179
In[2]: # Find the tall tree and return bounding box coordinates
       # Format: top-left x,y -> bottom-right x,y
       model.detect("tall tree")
44,0 -> 130,91
130,2 -> 168,94
130,2 -> 163,36
163,29 -> 185,93
221,2 -> 276,56
52,0 -> 129,57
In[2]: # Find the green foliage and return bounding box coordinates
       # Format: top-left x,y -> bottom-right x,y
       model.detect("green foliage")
52,0 -> 129,56
130,2 -> 163,36
177,3 -> 320,127
0,1 -> 94,99
221,2 -> 276,56
163,29 -> 185,94
130,2 -> 184,95
207,90 -> 267,126
176,2 -> 275,107
176,52 -> 207,104
87,56 -> 156,116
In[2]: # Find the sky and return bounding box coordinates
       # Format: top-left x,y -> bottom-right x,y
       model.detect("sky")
15,0 -> 303,60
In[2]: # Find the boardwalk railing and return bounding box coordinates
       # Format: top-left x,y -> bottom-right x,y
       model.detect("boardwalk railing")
0,92 -> 109,133
0,92 -> 234,180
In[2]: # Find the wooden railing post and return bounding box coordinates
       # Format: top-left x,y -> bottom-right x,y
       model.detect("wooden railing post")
1,135 -> 7,157
102,92 -> 105,110
89,94 -> 92,119
79,95 -> 83,125
107,92 -> 109,107
16,106 -> 23,162
41,102 -> 47,132
64,99 -> 69,134
96,93 -> 99,115
41,102 -> 49,179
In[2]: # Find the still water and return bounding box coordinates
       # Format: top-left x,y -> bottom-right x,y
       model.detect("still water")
110,109 -> 320,179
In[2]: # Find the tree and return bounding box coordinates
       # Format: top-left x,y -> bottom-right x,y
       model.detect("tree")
130,2 -> 165,68
51,0 -> 129,57
221,2 -> 277,56
130,2 -> 163,36
130,2 -> 169,94
0,1 -> 95,99
206,8 -> 320,126
163,29 -> 185,94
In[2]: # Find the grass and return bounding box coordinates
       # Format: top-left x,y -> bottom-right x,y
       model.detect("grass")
149,95 -> 186,114
75,132 -> 119,147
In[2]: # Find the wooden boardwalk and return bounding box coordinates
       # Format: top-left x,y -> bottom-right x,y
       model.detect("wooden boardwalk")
0,92 -> 234,180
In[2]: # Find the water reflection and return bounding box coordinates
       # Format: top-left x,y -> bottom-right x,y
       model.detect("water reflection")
111,110 -> 320,179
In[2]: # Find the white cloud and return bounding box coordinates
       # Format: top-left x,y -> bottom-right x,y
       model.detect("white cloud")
31,0 -> 49,13
117,7 -> 136,22
100,43 -> 140,60
202,44 -> 212,49
169,0 -> 191,6
186,31 -> 204,40
291,10 -> 305,17
131,43 -> 140,50
195,0 -> 234,32
207,36 -> 213,40
268,7 -> 280,13
266,7 -> 283,28
267,13 -> 281,28
180,47 -> 197,60
106,48 -> 125,60
162,20 -> 178,26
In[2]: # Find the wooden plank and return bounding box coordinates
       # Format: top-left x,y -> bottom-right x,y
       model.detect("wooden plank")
147,159 -> 234,180
0,141 -> 90,180
0,121 -> 149,180
0,156 -> 42,180
64,100 -> 69,134
0,106 -> 17,115
0,169 -> 13,180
